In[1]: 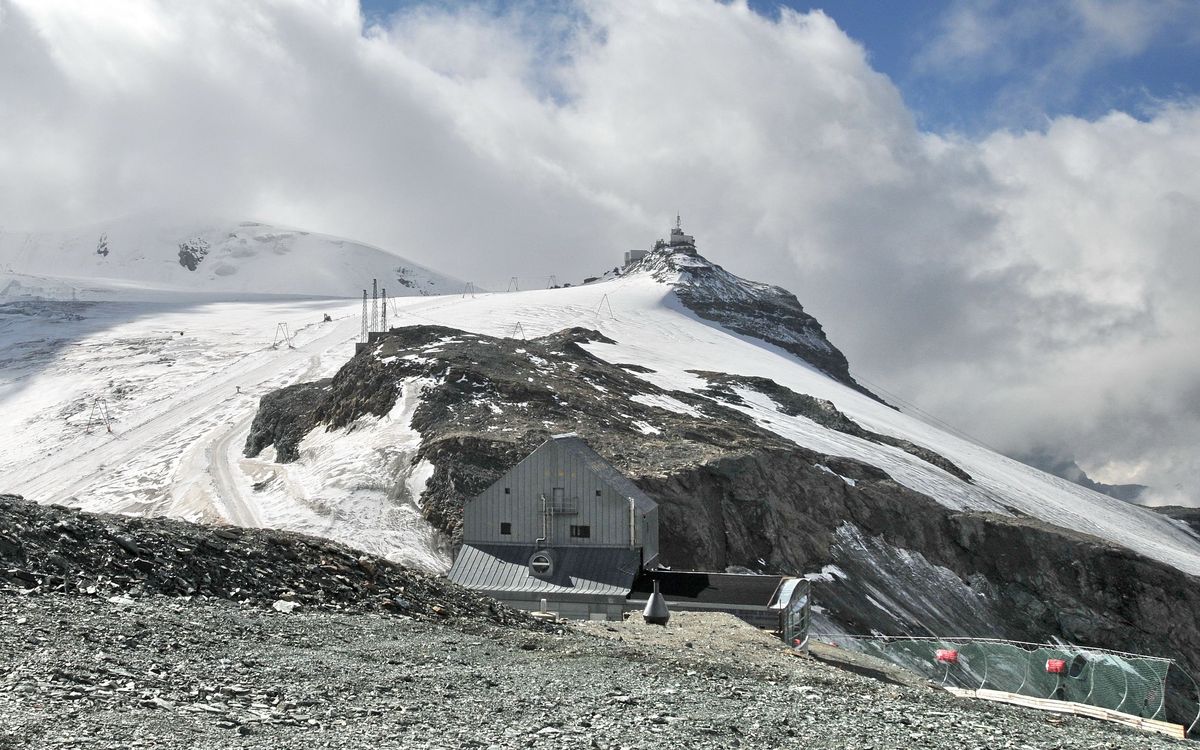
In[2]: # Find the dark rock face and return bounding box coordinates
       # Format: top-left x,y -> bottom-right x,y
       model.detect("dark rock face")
246,323 -> 1200,687
243,379 -> 331,462
629,249 -> 882,402
0,493 -> 541,628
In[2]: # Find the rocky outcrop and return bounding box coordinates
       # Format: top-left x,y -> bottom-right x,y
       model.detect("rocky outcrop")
243,379 -> 331,462
252,325 -> 801,544
177,237 -> 210,271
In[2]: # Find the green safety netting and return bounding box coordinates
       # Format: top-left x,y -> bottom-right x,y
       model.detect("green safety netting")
827,636 -> 1195,731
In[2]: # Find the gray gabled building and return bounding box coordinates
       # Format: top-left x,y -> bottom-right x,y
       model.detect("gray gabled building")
449,433 -> 811,636
449,433 -> 658,620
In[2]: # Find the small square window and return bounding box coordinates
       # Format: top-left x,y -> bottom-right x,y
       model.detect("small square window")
570,525 -> 591,539
504,487 -> 510,495
595,489 -> 602,497
500,522 -> 512,535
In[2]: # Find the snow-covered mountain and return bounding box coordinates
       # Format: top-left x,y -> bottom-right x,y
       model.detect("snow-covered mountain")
0,216 -> 461,299
4,220 -> 1199,679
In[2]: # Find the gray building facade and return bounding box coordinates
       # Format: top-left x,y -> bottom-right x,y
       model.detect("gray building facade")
449,433 -> 658,620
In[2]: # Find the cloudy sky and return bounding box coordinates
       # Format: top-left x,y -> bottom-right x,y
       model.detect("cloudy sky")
2,0 -> 1199,504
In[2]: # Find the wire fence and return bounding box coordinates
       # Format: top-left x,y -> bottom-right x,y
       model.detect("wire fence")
819,635 -> 1200,734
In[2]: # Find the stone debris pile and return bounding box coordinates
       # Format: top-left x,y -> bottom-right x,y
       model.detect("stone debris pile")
0,494 -> 540,628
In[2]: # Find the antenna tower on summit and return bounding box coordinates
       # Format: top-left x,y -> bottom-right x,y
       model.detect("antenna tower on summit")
667,214 -> 697,254
381,288 -> 388,332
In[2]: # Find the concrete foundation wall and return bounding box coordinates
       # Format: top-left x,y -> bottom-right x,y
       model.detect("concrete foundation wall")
499,595 -> 626,622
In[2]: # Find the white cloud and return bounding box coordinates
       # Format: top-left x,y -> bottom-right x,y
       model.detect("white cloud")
1,0 -> 1198,503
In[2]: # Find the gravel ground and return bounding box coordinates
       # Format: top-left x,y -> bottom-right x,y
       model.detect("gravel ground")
1,595 -> 1185,750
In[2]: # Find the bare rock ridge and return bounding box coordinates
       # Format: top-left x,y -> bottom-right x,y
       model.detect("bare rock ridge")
246,324 -> 1200,698
626,248 -> 884,402
243,379 -> 332,463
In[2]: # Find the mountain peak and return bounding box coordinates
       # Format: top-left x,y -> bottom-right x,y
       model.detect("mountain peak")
621,233 -> 883,402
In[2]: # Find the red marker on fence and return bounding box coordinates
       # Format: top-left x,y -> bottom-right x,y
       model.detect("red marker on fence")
1045,658 -> 1067,674
935,649 -> 959,664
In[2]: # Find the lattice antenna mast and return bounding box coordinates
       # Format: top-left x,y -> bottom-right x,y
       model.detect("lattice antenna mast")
370,279 -> 379,334
381,288 -> 388,332
360,290 -> 368,343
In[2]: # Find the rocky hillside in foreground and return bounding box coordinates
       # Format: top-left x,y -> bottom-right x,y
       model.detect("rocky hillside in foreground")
245,324 -> 1200,697
0,494 -> 536,628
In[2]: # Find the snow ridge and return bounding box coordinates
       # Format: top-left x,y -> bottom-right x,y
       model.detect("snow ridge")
623,248 -> 877,399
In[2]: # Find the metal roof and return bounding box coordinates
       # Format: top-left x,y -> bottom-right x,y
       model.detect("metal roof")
449,543 -> 641,597
549,435 -> 657,513
629,570 -> 786,608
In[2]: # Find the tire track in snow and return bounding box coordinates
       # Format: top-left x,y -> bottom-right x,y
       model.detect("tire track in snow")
204,353 -> 328,527
8,316 -> 360,510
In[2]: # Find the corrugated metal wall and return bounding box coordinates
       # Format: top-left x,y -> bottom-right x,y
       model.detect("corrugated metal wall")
463,440 -> 650,551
